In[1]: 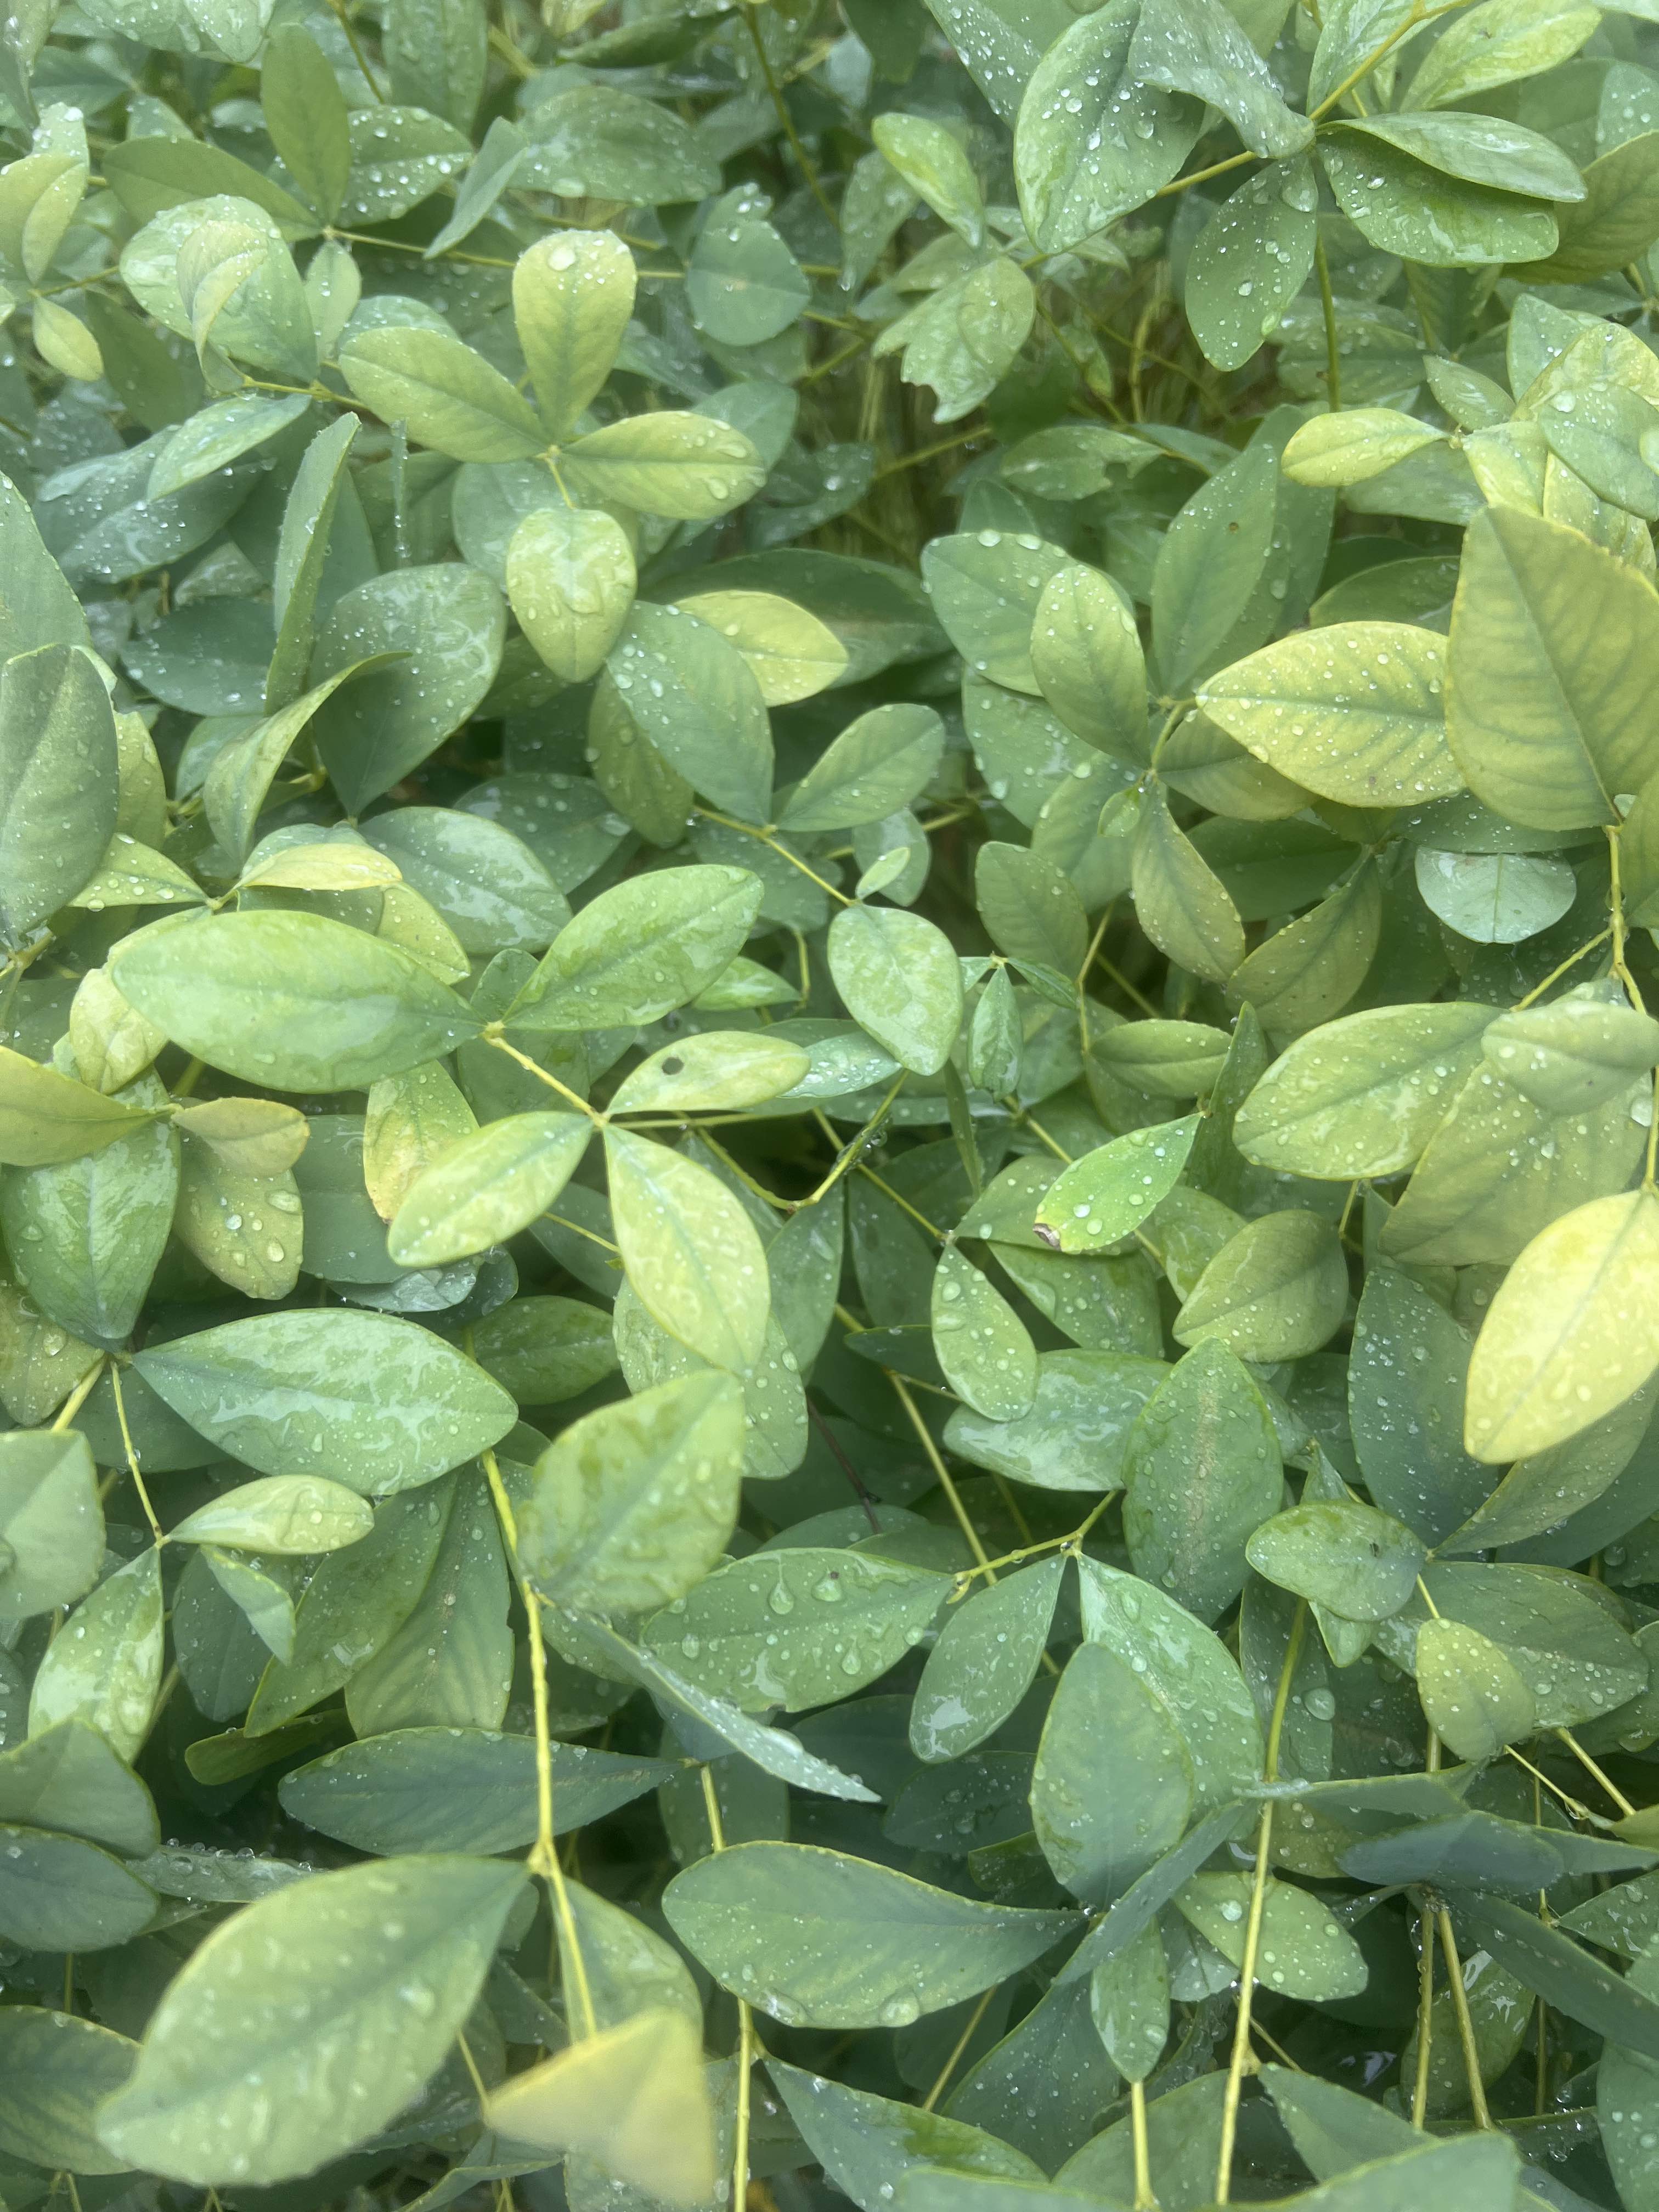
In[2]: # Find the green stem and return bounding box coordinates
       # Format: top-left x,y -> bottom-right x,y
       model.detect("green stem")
1216,1601 -> 1306,2204
744,7 -> 837,227
1437,1908 -> 1493,2128
1314,234 -> 1341,413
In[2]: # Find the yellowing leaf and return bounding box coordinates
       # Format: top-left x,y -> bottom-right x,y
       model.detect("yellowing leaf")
484,2009 -> 716,2208
1414,1617 -> 1537,1761
1464,1188 -> 1659,1462
1198,623 -> 1460,806
1447,505 -> 1659,827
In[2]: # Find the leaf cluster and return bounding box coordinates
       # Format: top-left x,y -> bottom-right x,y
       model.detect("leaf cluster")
9,1 -> 1659,2209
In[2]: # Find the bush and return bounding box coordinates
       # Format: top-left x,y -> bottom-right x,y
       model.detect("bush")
5,0 -> 1659,2204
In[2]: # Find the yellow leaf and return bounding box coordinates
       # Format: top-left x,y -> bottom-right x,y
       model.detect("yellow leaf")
1464,1187 -> 1659,1462
483,2009 -> 716,2208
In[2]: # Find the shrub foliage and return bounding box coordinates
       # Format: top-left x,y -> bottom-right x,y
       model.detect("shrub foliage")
7,0 -> 1659,2206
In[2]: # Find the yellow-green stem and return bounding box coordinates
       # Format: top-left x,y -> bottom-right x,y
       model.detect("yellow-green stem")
481,1446 -> 596,2040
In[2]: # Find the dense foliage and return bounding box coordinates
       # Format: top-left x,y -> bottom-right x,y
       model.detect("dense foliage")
14,0 -> 1659,2207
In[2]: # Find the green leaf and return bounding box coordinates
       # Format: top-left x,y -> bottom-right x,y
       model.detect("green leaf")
1227,860 -> 1383,1041
1341,111 -> 1584,201
1513,129 -> 1659,281
1232,1001 -> 1497,1178
1090,1920 -> 1170,2083
29,1549 -> 163,1760
563,412 -> 766,521
520,1372 -> 744,1615
930,1244 -> 1037,1420
975,842 -> 1088,976
470,1295 -> 618,1405
358,807 -> 571,956
506,506 -> 636,685
944,1347 -> 1169,1493
103,138 -> 317,236
313,565 -> 505,813
1414,847 -> 1576,943
1447,504 -> 1659,827
168,1476 -> 374,1555
1322,131 -> 1558,267
1174,1209 -> 1348,1361
778,703 -> 944,833
1187,159 -> 1320,371
1132,783 -> 1245,983
383,0 -> 486,132
96,1856 -> 526,2185
910,1559 -> 1065,1761
1032,1640 -> 1195,1903
0,1719 -> 157,1854
1482,989 -> 1659,1113
921,531 -> 1070,694
1029,558 -> 1148,761
1079,1555 -> 1263,1810
673,588 -> 849,707
663,1842 -> 1074,2026
1454,1891 -> 1659,2061
1463,1188 -> 1659,1462
0,1043 -> 153,1165
204,665 -> 390,865
688,192 -> 811,343
1122,1340 -> 1284,1621
267,413 -> 359,711
134,1310 -> 515,1494
610,1031 -> 810,1115
0,1430 -> 104,1623
147,390 -> 312,500
563,1610 -> 878,1802
1247,1500 -> 1425,1620
1014,0 -> 1203,250
641,1545 -> 945,1713
0,1825 -> 156,1954
339,328 -> 548,464
174,1095 -> 310,1176
110,912 -> 481,1091
0,642 -> 119,943
518,82 -> 719,203
1034,1114 -> 1199,1252
1407,0 -> 1597,106
605,1127 -> 771,1373
1131,0 -> 1313,159
261,24 -> 350,223
0,469 -> 91,663
0,2007 -> 137,2175
606,601 -> 772,823
1198,622 -> 1458,807
1349,1267 -> 1493,1545
1397,1560 -> 1645,1728
1599,1943 -> 1659,2210
279,1727 -> 670,1854
511,228 -> 635,440
247,1485 -> 452,1735
1,1067 -> 178,1347
1177,1872 -> 1368,1998
387,1111 -> 591,1267
340,105 -> 470,225
872,115 -> 985,246
509,865 -> 763,1031
776,2061 -> 1043,2209
828,903 -> 965,1075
